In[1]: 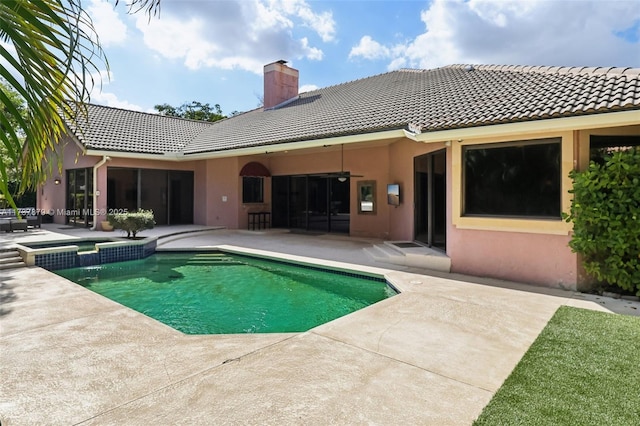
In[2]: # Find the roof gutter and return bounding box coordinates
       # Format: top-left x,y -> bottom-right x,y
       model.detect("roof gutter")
90,155 -> 111,230
179,129 -> 407,160
84,150 -> 184,161
404,109 -> 640,143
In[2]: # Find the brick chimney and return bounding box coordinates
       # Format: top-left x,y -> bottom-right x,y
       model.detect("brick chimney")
263,60 -> 299,109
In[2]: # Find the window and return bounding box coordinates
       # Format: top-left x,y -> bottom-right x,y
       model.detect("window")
590,135 -> 640,164
242,177 -> 264,203
463,138 -> 561,218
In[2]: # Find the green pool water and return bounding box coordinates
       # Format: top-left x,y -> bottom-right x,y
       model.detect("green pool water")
55,252 -> 396,334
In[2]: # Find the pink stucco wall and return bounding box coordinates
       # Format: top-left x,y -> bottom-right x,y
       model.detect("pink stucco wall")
447,228 -> 578,289
37,138 -> 206,227
205,157 -> 241,228
37,138 -> 98,224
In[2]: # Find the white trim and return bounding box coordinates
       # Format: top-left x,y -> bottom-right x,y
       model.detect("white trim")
84,150 -> 183,161
406,110 -> 640,143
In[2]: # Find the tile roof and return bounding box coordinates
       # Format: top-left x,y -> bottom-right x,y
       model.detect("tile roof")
65,104 -> 212,154
67,64 -> 640,156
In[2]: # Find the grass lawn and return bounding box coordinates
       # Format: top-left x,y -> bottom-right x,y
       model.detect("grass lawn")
474,306 -> 640,425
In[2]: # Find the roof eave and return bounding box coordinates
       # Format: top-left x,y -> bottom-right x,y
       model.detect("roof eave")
405,109 -> 640,143
180,129 -> 408,160
84,149 -> 184,161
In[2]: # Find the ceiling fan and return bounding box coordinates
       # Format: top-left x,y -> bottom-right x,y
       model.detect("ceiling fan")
322,144 -> 364,182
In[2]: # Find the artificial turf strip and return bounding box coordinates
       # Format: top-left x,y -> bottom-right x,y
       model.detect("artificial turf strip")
473,306 -> 640,426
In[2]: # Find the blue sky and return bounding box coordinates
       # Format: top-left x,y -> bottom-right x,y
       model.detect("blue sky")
86,0 -> 640,115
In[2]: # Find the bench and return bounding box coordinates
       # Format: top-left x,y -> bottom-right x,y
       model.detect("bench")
248,212 -> 271,230
0,217 -> 29,232
0,208 -> 40,231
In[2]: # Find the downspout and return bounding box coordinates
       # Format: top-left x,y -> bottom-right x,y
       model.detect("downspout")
91,155 -> 111,230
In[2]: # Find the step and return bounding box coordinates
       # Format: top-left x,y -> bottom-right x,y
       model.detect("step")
0,255 -> 23,265
0,250 -> 20,259
0,261 -> 26,270
186,257 -> 245,266
363,242 -> 451,273
0,248 -> 26,269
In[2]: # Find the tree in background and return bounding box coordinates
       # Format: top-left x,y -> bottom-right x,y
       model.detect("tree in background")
0,0 -> 160,210
154,101 -> 226,122
0,77 -> 34,207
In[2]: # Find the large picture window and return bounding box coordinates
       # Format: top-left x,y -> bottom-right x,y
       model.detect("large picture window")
463,138 -> 561,218
243,177 -> 264,203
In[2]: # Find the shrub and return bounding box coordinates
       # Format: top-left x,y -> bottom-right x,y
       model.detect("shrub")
564,147 -> 640,295
107,209 -> 155,238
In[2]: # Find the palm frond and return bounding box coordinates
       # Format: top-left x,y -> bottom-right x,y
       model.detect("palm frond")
0,0 -> 108,208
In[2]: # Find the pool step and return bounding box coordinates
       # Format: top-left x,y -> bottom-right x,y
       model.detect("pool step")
187,254 -> 244,266
0,248 -> 26,270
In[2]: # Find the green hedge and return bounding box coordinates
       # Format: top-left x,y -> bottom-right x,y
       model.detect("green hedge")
565,147 -> 640,295
107,209 -> 155,238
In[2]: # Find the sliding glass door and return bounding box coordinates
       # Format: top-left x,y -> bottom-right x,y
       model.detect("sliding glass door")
106,167 -> 194,225
272,175 -> 350,233
66,168 -> 93,227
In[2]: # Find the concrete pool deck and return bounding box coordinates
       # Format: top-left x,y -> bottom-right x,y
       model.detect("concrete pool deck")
2,225 -> 640,424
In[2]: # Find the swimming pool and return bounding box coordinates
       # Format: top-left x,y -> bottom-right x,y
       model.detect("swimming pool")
55,251 -> 397,334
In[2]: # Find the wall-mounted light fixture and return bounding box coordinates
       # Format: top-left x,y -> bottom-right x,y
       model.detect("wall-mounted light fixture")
54,177 -> 61,185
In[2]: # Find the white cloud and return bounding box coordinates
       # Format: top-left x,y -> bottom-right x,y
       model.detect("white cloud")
87,0 -> 128,47
299,83 -> 319,93
134,0 -> 334,73
136,14 -> 220,70
87,69 -> 145,111
349,0 -> 640,69
300,37 -> 323,61
349,36 -> 390,60
286,0 -> 336,42
91,91 -> 146,111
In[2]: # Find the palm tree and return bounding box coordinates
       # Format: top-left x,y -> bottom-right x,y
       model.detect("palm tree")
0,0 -> 159,210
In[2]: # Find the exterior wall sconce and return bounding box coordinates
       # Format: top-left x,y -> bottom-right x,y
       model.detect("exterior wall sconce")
54,177 -> 61,185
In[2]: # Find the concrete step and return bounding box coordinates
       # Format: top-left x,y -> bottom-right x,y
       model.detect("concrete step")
0,261 -> 26,270
0,250 -> 19,259
0,249 -> 26,269
363,241 -> 451,273
0,255 -> 22,264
